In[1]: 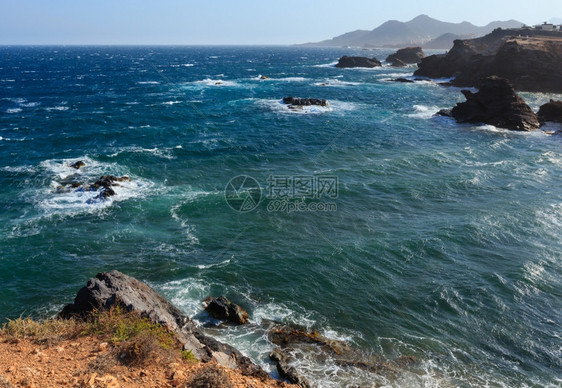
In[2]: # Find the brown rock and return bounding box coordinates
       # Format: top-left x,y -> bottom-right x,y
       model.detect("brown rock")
449,76 -> 540,131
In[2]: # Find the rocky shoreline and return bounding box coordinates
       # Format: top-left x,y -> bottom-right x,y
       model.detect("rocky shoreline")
414,28 -> 562,92
55,271 -> 421,387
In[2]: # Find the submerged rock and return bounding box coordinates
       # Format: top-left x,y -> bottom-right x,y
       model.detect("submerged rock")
386,47 -> 426,64
537,99 -> 562,124
282,97 -> 329,107
70,160 -> 85,169
335,56 -> 381,68
203,296 -> 249,325
59,271 -> 267,379
449,76 -> 540,131
393,77 -> 415,83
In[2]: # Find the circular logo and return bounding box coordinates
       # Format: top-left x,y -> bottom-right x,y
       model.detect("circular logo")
224,175 -> 262,212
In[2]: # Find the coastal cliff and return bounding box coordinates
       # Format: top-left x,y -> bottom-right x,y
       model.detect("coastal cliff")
415,28 -> 562,92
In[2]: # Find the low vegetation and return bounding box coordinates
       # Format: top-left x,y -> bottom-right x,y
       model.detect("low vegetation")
1,306 -> 194,367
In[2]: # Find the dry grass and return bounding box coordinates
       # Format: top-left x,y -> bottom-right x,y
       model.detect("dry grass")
1,316 -> 84,344
1,307 -> 194,368
186,365 -> 234,388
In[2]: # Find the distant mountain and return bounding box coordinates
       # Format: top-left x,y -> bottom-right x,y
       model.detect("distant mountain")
301,15 -> 523,49
422,33 -> 473,49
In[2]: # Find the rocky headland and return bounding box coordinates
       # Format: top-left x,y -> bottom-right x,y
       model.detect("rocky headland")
414,28 -> 562,92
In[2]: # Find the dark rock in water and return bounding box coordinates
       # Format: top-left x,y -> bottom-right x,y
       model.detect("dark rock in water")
70,161 -> 85,169
282,97 -> 329,107
335,55 -> 381,68
269,348 -> 311,388
388,58 -> 407,67
386,47 -> 426,64
393,77 -> 414,83
415,28 -> 562,92
436,109 -> 453,117
268,323 -> 349,355
449,76 -> 540,131
203,296 -> 249,325
259,75 -> 270,80
538,99 -> 562,123
59,271 -> 267,378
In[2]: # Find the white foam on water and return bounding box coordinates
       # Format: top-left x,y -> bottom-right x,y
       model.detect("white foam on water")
408,105 -> 442,119
312,62 -> 338,68
169,191 -> 219,245
137,81 -> 160,85
170,63 -> 194,68
44,106 -> 69,112
184,79 -> 240,88
162,100 -> 182,105
108,146 -> 179,160
255,99 -> 358,115
29,156 -> 156,218
314,79 -> 361,87
6,108 -> 22,114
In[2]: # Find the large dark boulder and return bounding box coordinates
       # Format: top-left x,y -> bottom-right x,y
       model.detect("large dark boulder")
386,47 -> 426,64
449,76 -> 540,131
203,296 -> 249,325
538,99 -> 562,123
335,56 -> 381,68
59,271 -> 267,378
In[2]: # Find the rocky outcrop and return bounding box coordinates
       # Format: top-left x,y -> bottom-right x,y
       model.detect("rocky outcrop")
335,56 -> 381,68
386,47 -> 425,64
388,58 -> 407,67
269,349 -> 311,388
538,99 -> 562,123
59,271 -> 268,379
445,76 -> 540,131
70,160 -> 85,169
415,28 -> 562,92
203,296 -> 249,325
282,97 -> 329,107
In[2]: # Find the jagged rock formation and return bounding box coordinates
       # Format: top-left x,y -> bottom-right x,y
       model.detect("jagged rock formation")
335,56 -> 381,68
538,99 -> 562,123
415,28 -> 562,92
386,47 -> 426,65
203,296 -> 249,325
59,271 -> 268,379
440,76 -> 540,131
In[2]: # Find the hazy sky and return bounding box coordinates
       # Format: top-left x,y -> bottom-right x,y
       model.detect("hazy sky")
0,0 -> 560,45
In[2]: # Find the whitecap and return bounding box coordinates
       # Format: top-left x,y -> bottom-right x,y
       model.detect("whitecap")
314,79 -> 361,87
137,81 -> 160,85
408,104 -> 442,119
162,100 -> 182,105
44,106 -> 69,111
6,108 -> 22,114
313,62 -> 338,68
30,156 -> 156,218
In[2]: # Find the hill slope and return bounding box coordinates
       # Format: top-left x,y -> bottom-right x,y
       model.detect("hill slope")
303,15 -> 523,48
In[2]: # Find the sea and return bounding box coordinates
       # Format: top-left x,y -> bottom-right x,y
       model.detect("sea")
1,46 -> 561,387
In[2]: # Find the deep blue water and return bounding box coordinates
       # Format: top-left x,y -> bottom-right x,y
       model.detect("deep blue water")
1,46 -> 561,387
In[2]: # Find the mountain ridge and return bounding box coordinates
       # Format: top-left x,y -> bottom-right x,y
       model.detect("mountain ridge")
300,14 -> 523,49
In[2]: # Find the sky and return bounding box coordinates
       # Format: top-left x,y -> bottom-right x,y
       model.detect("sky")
0,0 -> 560,45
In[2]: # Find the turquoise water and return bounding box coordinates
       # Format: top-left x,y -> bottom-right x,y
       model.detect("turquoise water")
1,46 -> 561,387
